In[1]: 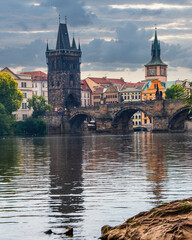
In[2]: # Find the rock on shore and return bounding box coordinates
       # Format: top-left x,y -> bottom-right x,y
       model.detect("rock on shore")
100,197 -> 192,240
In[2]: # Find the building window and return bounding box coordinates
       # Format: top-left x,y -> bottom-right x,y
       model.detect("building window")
21,82 -> 27,88
22,103 -> 27,109
70,74 -> 74,87
22,114 -> 27,120
23,93 -> 27,98
150,69 -> 155,76
161,69 -> 164,75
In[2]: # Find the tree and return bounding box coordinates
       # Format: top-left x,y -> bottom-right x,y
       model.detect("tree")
165,84 -> 185,100
0,72 -> 23,114
182,81 -> 192,110
0,103 -> 13,135
27,95 -> 51,118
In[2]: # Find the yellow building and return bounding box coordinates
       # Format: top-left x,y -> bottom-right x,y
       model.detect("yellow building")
141,79 -> 166,128
142,79 -> 166,101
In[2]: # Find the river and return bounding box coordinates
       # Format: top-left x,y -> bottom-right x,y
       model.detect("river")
0,132 -> 192,239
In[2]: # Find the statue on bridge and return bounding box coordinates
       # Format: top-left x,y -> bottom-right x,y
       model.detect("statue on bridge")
155,85 -> 163,100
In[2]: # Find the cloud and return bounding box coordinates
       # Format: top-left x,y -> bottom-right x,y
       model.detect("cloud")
42,0 -> 96,26
82,22 -> 152,70
0,39 -> 46,68
81,22 -> 192,71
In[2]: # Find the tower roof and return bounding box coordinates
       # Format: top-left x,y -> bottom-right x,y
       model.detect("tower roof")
145,28 -> 167,66
56,23 -> 70,50
71,36 -> 77,50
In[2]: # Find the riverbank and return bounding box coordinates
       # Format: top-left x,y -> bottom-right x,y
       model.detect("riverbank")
100,197 -> 192,240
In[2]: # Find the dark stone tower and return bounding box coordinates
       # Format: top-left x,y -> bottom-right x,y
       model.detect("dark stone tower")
46,22 -> 81,112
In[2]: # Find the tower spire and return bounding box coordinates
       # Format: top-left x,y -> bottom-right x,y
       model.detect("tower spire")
146,27 -> 166,66
46,39 -> 49,51
56,19 -> 70,50
71,33 -> 77,50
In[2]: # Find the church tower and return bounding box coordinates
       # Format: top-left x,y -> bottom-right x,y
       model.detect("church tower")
46,20 -> 81,112
145,28 -> 167,82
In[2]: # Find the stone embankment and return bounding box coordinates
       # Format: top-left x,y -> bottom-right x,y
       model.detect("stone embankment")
100,197 -> 192,240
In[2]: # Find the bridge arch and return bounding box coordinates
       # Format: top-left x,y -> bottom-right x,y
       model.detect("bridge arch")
112,106 -> 152,132
169,107 -> 189,131
70,112 -> 95,132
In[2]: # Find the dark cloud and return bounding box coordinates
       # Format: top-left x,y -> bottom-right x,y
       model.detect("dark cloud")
82,22 -> 192,71
0,0 -> 192,75
82,22 -> 152,70
0,39 -> 46,68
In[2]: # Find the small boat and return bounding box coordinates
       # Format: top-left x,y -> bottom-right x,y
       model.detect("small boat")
88,120 -> 96,131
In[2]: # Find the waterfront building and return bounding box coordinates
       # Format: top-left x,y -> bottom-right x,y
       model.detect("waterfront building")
141,79 -> 166,128
46,21 -> 81,112
145,28 -> 167,82
20,71 -> 48,100
1,67 -> 33,121
121,82 -> 144,128
142,79 -> 166,101
91,84 -> 119,106
85,77 -> 125,106
81,80 -> 91,107
85,77 -> 125,91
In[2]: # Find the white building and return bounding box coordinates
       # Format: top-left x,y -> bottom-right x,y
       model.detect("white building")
20,71 -> 48,100
81,80 -> 91,107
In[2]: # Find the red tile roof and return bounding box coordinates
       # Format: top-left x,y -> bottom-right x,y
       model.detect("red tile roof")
125,82 -> 145,87
88,77 -> 125,85
20,71 -> 47,81
93,87 -> 104,94
81,80 -> 91,91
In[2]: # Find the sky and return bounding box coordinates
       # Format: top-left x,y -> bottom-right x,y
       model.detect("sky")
1,0 -> 192,82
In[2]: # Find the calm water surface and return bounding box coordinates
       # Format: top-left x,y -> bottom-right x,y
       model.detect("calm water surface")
0,132 -> 192,239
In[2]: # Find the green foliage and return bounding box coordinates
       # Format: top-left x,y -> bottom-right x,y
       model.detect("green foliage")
27,95 -> 51,118
182,81 -> 192,110
0,103 -> 13,135
165,84 -> 185,100
0,72 -> 23,114
14,118 -> 47,136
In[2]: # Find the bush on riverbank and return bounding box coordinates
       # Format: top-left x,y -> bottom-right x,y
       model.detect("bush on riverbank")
14,118 -> 47,136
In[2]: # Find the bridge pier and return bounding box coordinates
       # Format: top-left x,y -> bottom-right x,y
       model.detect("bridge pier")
152,116 -> 169,132
45,113 -> 71,134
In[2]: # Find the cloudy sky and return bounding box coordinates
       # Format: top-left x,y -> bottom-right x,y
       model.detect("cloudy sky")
1,0 -> 192,82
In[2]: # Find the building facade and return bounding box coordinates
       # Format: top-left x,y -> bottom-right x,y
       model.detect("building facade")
81,80 -> 91,107
21,71 -> 48,100
46,22 -> 81,112
121,82 -> 144,128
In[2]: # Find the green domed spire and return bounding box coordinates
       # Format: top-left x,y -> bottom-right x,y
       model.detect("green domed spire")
145,28 -> 167,66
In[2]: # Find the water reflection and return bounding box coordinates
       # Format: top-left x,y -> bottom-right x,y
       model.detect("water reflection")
0,133 -> 192,240
48,136 -> 84,225
141,133 -> 167,203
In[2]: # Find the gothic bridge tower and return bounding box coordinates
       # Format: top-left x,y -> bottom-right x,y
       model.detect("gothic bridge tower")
145,28 -> 167,82
46,21 -> 81,112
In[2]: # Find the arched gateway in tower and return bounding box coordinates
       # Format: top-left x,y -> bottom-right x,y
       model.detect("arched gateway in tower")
46,21 -> 81,112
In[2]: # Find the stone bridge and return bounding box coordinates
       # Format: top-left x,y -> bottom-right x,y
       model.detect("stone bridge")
46,99 -> 190,133
69,99 -> 189,133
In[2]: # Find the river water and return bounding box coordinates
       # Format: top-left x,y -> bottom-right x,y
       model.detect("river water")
0,132 -> 192,240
